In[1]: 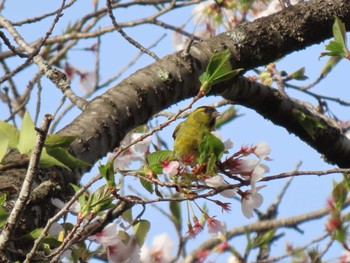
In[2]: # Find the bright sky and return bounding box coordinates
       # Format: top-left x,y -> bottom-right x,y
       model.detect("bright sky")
1,0 -> 350,262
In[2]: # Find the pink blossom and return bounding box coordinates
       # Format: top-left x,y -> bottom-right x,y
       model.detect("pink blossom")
206,216 -> 226,237
172,32 -> 187,51
234,159 -> 269,183
254,0 -> 299,19
89,223 -> 140,263
162,161 -> 180,177
192,0 -> 217,27
77,70 -> 96,92
250,163 -> 269,183
241,185 -> 265,219
338,251 -> 350,263
140,233 -> 174,263
254,142 -> 271,160
205,175 -> 237,198
192,216 -> 204,235
109,132 -> 152,170
131,133 -> 152,153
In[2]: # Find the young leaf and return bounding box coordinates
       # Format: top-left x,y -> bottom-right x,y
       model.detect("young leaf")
133,219 -> 150,247
0,195 -> 8,228
99,161 -> 116,188
333,16 -> 347,48
40,148 -> 70,169
321,56 -> 342,77
139,178 -> 153,194
17,111 -> 36,155
45,134 -> 77,148
122,208 -> 133,224
169,197 -> 181,229
288,67 -> 308,80
147,150 -> 174,166
320,17 -> 348,57
0,120 -> 19,148
70,183 -> 87,209
0,130 -> 9,163
292,109 -> 326,139
46,147 -> 91,169
199,49 -> 243,94
147,150 -> 174,174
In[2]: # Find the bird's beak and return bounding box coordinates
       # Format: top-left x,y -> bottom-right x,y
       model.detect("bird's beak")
213,110 -> 220,118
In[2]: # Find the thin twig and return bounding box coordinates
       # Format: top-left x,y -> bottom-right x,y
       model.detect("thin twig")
0,11 -> 87,110
106,0 -> 160,61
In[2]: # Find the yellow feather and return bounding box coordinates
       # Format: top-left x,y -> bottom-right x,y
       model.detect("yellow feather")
173,106 -> 219,164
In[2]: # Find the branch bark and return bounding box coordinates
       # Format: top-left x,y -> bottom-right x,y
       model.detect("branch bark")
58,0 -> 350,170
1,0 -> 350,259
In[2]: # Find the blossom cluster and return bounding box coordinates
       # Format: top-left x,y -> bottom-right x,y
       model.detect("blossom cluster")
173,0 -> 301,51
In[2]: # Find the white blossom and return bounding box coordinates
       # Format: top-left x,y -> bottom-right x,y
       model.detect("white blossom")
140,233 -> 174,263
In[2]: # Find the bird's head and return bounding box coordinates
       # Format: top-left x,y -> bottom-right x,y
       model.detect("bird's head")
188,106 -> 219,130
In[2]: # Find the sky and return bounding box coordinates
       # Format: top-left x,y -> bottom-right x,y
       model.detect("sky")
1,0 -> 350,262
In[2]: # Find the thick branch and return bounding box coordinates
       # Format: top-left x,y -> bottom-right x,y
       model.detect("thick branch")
58,0 -> 350,170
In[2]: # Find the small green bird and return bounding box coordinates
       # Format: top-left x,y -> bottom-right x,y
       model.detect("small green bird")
172,106 -> 222,165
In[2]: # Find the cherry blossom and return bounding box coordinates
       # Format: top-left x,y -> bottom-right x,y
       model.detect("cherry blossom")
254,0 -> 300,19
109,132 -> 152,170
253,142 -> 271,160
76,69 -> 96,92
205,175 -> 237,198
338,251 -> 350,263
227,255 -> 241,263
89,223 -> 140,263
241,185 -> 265,219
206,216 -> 226,237
162,160 -> 180,177
192,0 -> 218,27
186,216 -> 204,239
140,233 -> 174,263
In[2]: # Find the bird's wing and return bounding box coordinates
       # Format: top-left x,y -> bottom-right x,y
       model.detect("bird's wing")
172,122 -> 183,139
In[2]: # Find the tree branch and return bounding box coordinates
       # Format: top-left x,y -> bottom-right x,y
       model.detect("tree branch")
58,0 -> 350,171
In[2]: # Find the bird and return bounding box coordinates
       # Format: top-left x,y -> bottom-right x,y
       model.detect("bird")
172,106 -> 223,167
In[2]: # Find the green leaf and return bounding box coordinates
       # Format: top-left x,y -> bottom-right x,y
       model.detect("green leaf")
332,181 -> 347,210
40,148 -> 70,169
292,109 -> 326,139
199,50 -> 243,93
122,208 -> 133,224
140,178 -> 153,194
89,185 -> 114,213
99,161 -> 116,188
0,195 -> 8,228
169,197 -> 181,229
198,133 -> 225,174
147,150 -> 174,174
70,183 -> 87,209
321,56 -> 342,77
288,67 -> 308,80
333,16 -> 347,48
133,219 -> 150,247
45,134 -> 77,148
20,228 -> 43,240
0,130 -> 9,163
206,50 -> 232,82
46,147 -> 91,169
17,111 -> 36,155
0,120 -> 19,148
320,17 -> 348,58
199,133 -> 225,162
